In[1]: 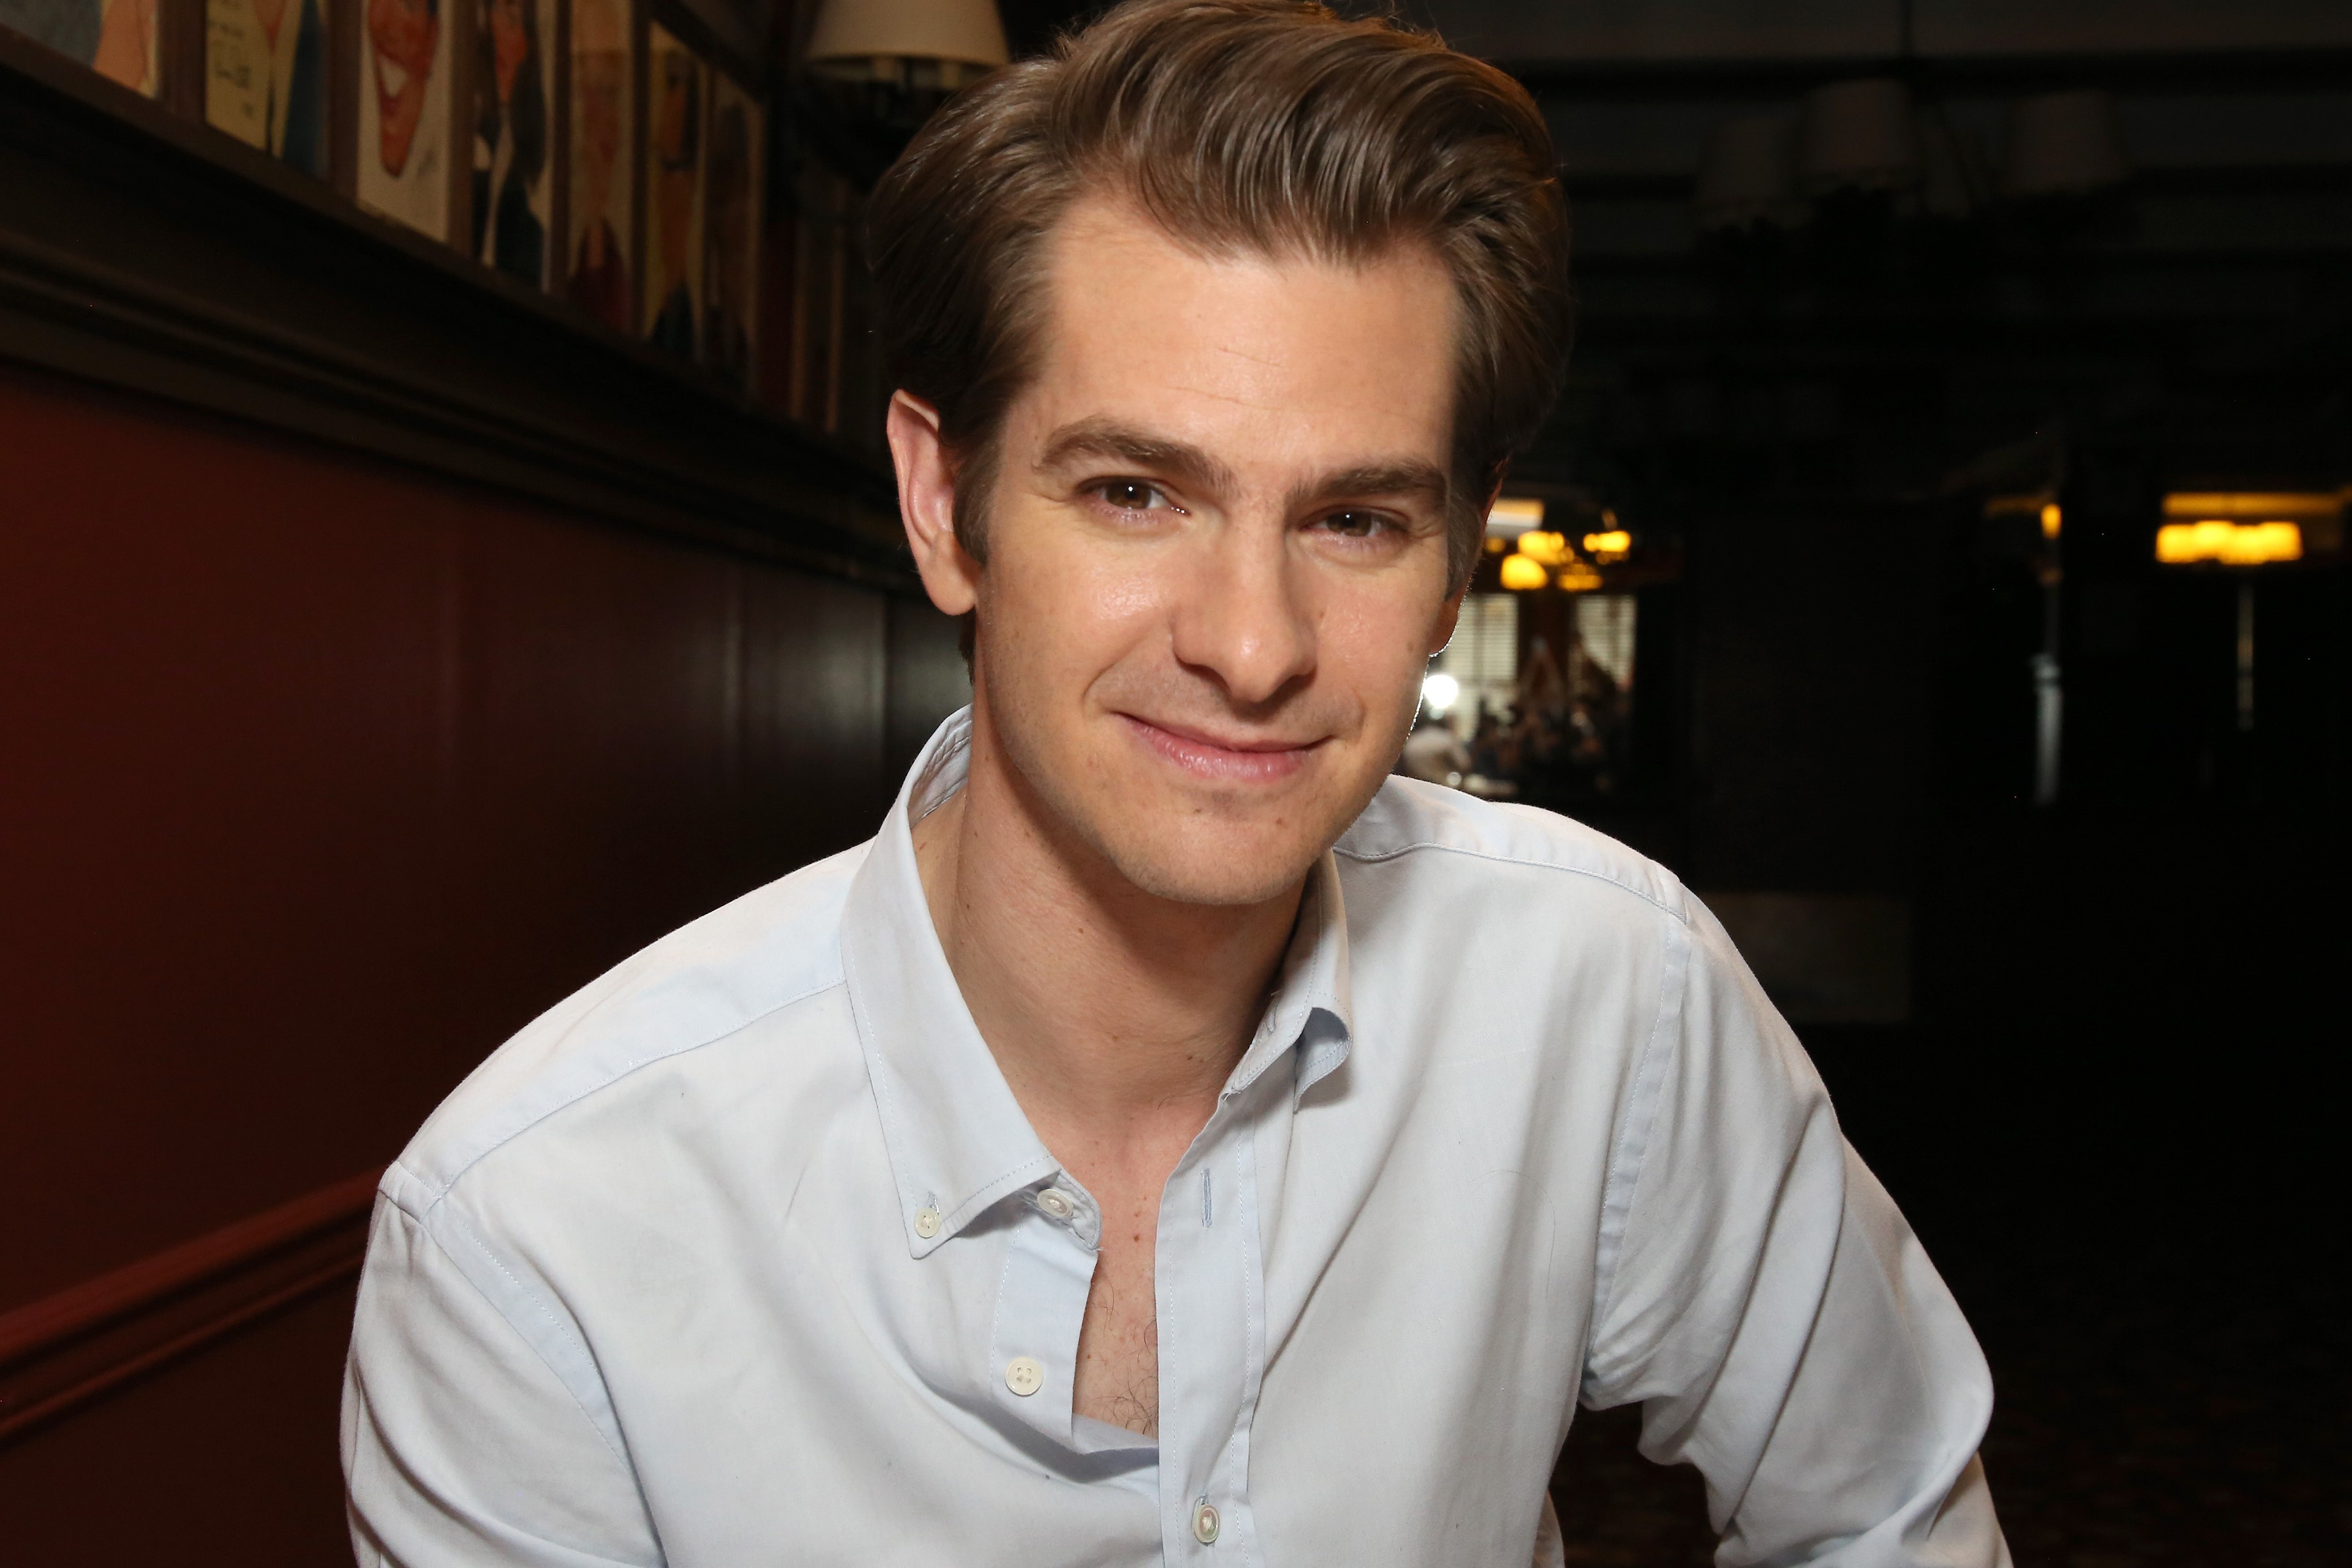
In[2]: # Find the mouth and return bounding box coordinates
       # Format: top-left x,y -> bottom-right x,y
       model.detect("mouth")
1117,713 -> 1325,784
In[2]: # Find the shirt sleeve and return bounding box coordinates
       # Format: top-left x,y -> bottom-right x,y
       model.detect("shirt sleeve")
1580,898 -> 2011,1568
342,1196 -> 664,1567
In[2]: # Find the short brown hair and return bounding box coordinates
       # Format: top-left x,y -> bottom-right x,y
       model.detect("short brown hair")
867,0 -> 1570,589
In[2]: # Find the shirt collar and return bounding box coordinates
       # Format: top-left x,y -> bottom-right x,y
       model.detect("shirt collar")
839,708 -> 1355,1258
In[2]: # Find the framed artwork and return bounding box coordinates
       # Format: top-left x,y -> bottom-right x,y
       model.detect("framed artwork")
701,68 -> 759,388
640,21 -> 701,357
565,0 -> 631,329
357,0 -> 453,237
2,0 -> 159,95
471,0 -> 555,285
205,0 -> 328,174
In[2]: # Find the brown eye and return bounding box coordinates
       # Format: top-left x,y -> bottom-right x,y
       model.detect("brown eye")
1097,480 -> 1163,512
1321,511 -> 1385,538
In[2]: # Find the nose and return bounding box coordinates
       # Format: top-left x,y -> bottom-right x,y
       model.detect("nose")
1168,520 -> 1317,710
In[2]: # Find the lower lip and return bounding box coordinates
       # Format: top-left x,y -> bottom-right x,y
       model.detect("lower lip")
1119,715 -> 1318,784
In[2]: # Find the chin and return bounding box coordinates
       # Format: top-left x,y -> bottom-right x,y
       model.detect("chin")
1077,768 -> 1374,906
1099,824 -> 1325,907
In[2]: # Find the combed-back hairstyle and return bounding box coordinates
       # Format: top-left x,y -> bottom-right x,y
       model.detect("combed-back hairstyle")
867,0 -> 1570,588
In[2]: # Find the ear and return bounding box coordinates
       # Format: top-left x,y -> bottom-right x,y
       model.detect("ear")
887,391 -> 982,618
1426,479 -> 1499,657
1427,585 -> 1466,659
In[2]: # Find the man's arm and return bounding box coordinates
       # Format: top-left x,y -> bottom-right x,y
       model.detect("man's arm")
342,1196 -> 663,1567
1580,899 -> 2010,1567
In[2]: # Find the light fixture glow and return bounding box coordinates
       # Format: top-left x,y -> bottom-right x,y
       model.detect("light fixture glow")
1515,530 -> 1572,567
1555,561 -> 1605,593
2155,520 -> 2302,566
1498,553 -> 1549,591
1421,672 -> 1461,713
1582,529 -> 1632,562
2040,504 -> 2062,540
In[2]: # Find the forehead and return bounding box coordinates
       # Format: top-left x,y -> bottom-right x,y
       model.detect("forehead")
1019,194 -> 1458,474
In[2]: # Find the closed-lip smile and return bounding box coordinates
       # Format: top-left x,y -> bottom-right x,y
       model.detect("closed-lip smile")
1117,713 -> 1324,782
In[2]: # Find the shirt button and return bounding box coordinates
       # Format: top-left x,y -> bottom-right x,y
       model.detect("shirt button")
1003,1356 -> 1044,1397
914,1207 -> 942,1239
1036,1188 -> 1075,1221
1192,1500 -> 1221,1544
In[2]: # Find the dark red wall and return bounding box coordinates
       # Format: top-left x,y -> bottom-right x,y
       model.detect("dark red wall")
0,362 -> 961,1556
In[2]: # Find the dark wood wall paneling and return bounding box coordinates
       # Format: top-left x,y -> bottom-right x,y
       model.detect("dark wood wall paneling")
0,24 -> 966,1559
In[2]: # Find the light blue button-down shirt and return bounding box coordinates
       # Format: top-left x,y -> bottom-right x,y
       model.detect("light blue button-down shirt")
342,710 -> 2007,1567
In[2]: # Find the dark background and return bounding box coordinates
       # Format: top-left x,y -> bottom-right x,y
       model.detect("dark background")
4,0 -> 2347,1561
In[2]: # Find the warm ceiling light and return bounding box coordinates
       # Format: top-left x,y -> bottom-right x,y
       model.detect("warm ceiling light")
1498,553 -> 1549,591
1555,561 -> 1605,593
1582,530 -> 1632,562
2155,520 -> 2302,566
1515,530 -> 1572,567
2040,504 -> 2062,540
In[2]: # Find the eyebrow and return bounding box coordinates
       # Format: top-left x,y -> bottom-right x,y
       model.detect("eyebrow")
1035,417 -> 1449,514
1035,417 -> 1239,498
1291,462 -> 1450,515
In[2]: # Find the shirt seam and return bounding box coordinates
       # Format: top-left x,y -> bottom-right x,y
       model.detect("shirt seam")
1582,905 -> 1689,1397
408,972 -> 849,1216
1331,838 -> 1691,925
384,1198 -> 642,1483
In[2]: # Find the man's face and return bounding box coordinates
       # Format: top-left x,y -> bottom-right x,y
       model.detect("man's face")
965,196 -> 1463,906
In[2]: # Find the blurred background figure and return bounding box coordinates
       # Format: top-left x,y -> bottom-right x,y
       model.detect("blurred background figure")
1398,707 -> 1474,787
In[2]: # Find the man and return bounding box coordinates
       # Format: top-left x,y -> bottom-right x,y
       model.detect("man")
342,4 -> 2009,1565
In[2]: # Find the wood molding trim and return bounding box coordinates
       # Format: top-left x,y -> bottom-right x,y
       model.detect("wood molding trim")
0,1171 -> 383,1448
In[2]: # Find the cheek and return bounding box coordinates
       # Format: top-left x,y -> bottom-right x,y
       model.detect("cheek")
1318,581 -> 1445,706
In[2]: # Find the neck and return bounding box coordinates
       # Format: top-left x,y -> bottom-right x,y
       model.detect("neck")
912,706 -> 1306,1179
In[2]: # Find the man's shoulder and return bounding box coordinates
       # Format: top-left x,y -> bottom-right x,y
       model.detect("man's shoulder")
1336,776 -> 1691,926
382,841 -> 873,1218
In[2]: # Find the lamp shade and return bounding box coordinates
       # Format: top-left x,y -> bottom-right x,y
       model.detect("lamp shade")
2001,90 -> 2127,199
1695,114 -> 1797,230
806,0 -> 1009,69
1798,78 -> 1919,194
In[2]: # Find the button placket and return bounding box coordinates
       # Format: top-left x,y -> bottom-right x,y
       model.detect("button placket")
986,1196 -> 1096,1446
1155,1086 -> 1270,1563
